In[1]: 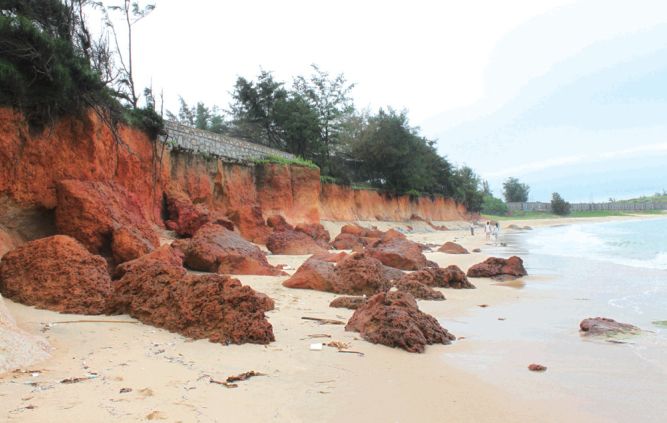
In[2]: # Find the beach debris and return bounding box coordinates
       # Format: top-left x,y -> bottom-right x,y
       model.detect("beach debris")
478,304 -> 489,308
528,364 -> 547,372
310,343 -> 324,351
227,371 -> 265,383
467,256 -> 527,279
345,291 -> 455,353
338,350 -> 365,356
301,316 -> 345,325
326,341 -> 350,350
303,334 -> 332,339
472,248 -> 482,253
579,317 -> 640,337
60,376 -> 93,384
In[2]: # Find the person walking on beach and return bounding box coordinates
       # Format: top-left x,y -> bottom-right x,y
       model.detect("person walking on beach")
485,221 -> 491,240
469,221 -> 475,236
493,222 -> 500,243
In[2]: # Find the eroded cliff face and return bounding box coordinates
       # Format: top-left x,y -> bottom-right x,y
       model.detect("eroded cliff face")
319,184 -> 466,222
0,108 -> 466,247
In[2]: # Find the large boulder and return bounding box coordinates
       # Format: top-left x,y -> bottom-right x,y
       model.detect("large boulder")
225,205 -> 271,244
395,279 -> 445,300
110,260 -> 274,345
403,266 -> 475,289
466,256 -> 527,279
183,223 -> 285,276
0,235 -> 111,314
266,229 -> 328,255
113,244 -> 184,279
283,252 -> 391,296
366,238 -> 436,270
295,223 -> 331,248
164,188 -> 233,237
331,224 -> 405,251
55,180 -> 159,263
345,291 -> 455,353
438,242 -> 469,254
579,317 -> 640,337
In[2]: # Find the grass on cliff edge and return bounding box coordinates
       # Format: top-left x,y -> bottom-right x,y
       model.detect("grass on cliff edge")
482,210 -> 667,220
253,154 -> 319,169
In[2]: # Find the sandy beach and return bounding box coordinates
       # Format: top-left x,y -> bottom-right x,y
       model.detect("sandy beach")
1,215 -> 664,422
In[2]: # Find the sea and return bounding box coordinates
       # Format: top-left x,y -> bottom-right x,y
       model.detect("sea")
441,216 -> 667,422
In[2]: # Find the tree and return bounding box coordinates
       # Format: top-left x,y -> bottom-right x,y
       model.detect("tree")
551,192 -> 571,215
167,97 -> 227,133
503,177 -> 530,202
481,195 -> 508,215
451,166 -> 484,212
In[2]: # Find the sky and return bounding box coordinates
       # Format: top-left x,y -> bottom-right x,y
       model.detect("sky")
113,0 -> 667,202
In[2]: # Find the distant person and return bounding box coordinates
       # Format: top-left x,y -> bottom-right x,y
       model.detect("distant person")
469,221 -> 475,236
493,222 -> 500,242
485,221 -> 491,240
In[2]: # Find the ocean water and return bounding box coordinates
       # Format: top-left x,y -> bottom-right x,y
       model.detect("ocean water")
441,217 -> 667,422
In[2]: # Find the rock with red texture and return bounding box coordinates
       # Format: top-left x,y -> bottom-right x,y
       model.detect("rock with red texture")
331,233 -> 366,250
113,244 -> 184,279
55,180 -> 159,261
183,223 -> 285,276
164,188 -> 233,237
382,265 -> 405,283
110,260 -> 275,345
111,226 -> 155,264
438,242 -> 469,254
466,256 -> 527,279
340,224 -> 366,237
0,235 -> 110,314
330,296 -> 367,310
266,229 -> 328,255
282,255 -> 338,291
395,279 -> 445,300
266,215 -> 293,232
579,317 -> 640,336
416,266 -> 475,289
226,206 -> 271,244
330,253 -> 392,296
381,228 -> 406,241
366,238 -> 436,270
295,223 -> 331,247
345,291 -> 455,353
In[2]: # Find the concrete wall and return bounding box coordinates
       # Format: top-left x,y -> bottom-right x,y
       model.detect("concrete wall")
162,121 -> 295,163
508,201 -> 667,212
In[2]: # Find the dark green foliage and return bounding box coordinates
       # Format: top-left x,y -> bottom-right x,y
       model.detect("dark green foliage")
451,166 -> 484,212
481,195 -> 509,215
551,192 -> 571,215
503,177 -> 530,202
0,0 -> 113,128
166,97 -> 227,134
124,106 -> 164,140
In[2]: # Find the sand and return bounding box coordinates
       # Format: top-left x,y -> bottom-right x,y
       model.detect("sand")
1,215 -> 661,422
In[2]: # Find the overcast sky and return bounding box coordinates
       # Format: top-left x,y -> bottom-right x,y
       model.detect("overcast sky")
121,0 -> 667,201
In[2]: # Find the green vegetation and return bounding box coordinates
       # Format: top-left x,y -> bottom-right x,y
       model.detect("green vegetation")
253,154 -> 319,169
551,192 -> 571,215
615,191 -> 667,204
481,195 -> 509,215
483,209 -> 664,221
503,177 -> 530,202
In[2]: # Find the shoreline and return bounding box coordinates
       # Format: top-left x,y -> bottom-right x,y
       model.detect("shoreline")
1,213 -> 661,422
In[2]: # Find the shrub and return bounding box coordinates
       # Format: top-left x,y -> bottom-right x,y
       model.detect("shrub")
253,154 -> 319,169
481,195 -> 509,215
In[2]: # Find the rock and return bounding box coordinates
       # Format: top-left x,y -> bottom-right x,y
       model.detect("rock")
466,256 -> 527,279
266,229 -> 328,255
110,260 -> 275,344
183,223 -> 285,276
396,266 -> 474,289
283,252 -> 392,296
528,364 -> 547,372
438,241 -> 469,254
164,187 -> 233,237
55,180 -> 159,263
472,248 -> 481,253
331,225 -> 403,251
395,278 -> 445,300
382,265 -> 405,282
0,235 -> 111,314
113,244 -> 184,279
340,224 -> 366,237
295,223 -> 331,246
366,238 -> 436,270
0,294 -> 50,373
330,253 -> 392,296
225,205 -> 271,244
266,215 -> 293,232
330,296 -> 367,310
579,317 -> 640,336
345,291 -> 455,353
331,232 -> 366,250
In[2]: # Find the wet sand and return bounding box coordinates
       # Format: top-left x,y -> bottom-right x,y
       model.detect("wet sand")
1,216 -> 662,422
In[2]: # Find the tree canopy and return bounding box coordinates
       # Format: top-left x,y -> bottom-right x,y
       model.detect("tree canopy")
502,177 -> 530,202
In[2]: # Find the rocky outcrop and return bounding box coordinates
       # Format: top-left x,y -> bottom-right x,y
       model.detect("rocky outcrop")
395,280 -> 445,300
330,296 -> 367,310
1,294 -> 50,373
283,252 -> 392,296
438,241 -> 469,254
266,229 -> 328,255
110,259 -> 275,344
295,223 -> 331,247
55,180 -> 159,263
400,266 -> 475,289
181,223 -> 285,276
0,235 -> 111,314
225,205 -> 272,245
113,244 -> 184,279
466,256 -> 527,279
579,317 -> 640,337
331,224 -> 406,251
266,215 -> 293,232
366,238 -> 436,270
164,187 -> 233,237
345,291 -> 455,353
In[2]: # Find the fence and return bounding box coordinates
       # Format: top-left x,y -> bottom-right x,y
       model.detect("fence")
507,201 -> 667,212
161,121 -> 295,163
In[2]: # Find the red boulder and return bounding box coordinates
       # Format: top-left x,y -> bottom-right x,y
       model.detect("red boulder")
579,317 -> 640,336
282,255 -> 338,291
266,215 -> 294,232
164,188 -> 233,237
366,238 -> 436,270
466,256 -> 527,279
266,229 -> 328,255
345,291 -> 455,353
226,206 -> 271,244
438,242 -> 469,254
395,279 -> 445,300
330,296 -> 367,310
0,235 -> 110,314
183,223 -> 285,276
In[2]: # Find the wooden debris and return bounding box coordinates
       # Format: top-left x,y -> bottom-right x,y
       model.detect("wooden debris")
209,379 -> 238,388
337,350 -> 365,356
226,371 -> 265,383
325,341 -> 350,350
528,363 -> 547,372
60,377 -> 89,384
119,388 -> 132,394
301,316 -> 345,325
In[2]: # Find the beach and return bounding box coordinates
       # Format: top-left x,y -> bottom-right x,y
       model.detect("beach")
1,214 -> 665,422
